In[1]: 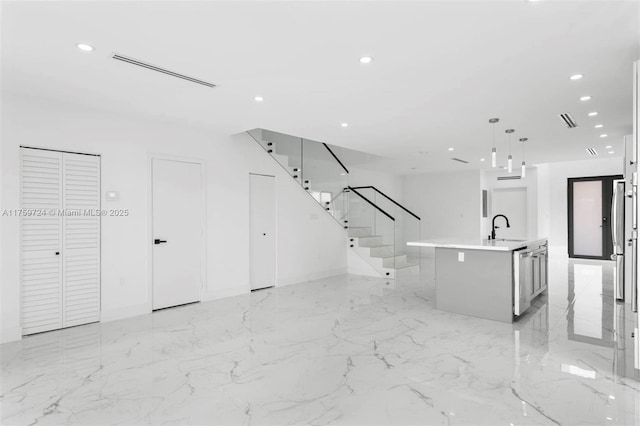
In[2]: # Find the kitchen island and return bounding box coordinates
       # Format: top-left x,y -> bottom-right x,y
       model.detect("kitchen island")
407,238 -> 548,323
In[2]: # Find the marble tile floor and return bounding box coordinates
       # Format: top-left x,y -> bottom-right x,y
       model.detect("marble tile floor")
1,255 -> 639,425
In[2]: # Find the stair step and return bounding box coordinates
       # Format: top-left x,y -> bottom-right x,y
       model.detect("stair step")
348,227 -> 374,237
357,236 -> 384,247
382,254 -> 408,268
396,262 -> 418,269
369,245 -> 394,257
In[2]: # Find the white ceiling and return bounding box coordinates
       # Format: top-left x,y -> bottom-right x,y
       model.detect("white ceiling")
2,1 -> 639,174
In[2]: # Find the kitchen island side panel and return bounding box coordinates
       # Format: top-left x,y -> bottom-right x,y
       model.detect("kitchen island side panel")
435,248 -> 514,323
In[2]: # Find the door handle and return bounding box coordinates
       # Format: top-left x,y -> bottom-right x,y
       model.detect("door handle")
55,252 -> 60,255
154,239 -> 168,245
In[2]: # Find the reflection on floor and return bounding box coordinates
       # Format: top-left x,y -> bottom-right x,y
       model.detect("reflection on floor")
1,254 -> 639,425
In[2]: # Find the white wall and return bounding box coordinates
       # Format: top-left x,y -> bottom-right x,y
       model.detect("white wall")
0,92 -> 347,343
403,170 -> 482,240
481,168 -> 538,239
348,166 -> 404,203
536,157 -> 623,251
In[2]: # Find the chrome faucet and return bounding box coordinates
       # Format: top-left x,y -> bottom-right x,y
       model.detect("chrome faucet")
491,214 -> 510,240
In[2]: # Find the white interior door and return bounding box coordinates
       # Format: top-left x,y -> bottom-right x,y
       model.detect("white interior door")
152,159 -> 203,310
62,154 -> 101,328
21,148 -> 101,335
250,174 -> 276,291
491,187 -> 527,240
21,149 -> 64,335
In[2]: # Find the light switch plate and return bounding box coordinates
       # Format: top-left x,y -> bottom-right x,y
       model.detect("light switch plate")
105,190 -> 119,201
458,252 -> 464,262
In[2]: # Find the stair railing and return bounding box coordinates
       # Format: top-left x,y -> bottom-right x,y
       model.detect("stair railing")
247,128 -> 420,277
349,186 -> 420,264
347,187 -> 397,274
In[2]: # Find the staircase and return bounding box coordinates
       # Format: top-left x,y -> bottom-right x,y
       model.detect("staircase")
247,128 -> 420,279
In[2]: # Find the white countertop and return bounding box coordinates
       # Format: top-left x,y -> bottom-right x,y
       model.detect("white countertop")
407,237 -> 548,252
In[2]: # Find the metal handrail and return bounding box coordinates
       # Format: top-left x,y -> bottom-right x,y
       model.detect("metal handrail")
322,143 -> 349,174
350,186 -> 420,220
348,187 -> 395,221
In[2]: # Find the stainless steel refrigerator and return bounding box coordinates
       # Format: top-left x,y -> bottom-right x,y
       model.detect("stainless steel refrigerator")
612,179 -> 625,300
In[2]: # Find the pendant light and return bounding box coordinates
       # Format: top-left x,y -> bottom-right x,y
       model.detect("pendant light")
520,138 -> 527,178
489,118 -> 499,168
505,129 -> 515,173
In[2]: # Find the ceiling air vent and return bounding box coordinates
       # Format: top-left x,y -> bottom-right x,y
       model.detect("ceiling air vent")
586,148 -> 598,156
112,54 -> 216,88
451,158 -> 469,164
497,176 -> 521,180
559,113 -> 578,128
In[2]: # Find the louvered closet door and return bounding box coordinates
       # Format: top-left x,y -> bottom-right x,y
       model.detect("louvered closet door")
62,154 -> 100,328
21,149 -> 64,335
21,149 -> 101,335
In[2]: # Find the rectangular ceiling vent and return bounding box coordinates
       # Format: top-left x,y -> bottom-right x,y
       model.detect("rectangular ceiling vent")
112,54 -> 216,88
586,148 -> 598,156
451,158 -> 469,164
497,176 -> 521,181
559,113 -> 578,128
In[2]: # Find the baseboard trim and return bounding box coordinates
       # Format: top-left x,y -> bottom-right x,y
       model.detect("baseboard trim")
1,326 -> 22,344
100,303 -> 149,323
205,285 -> 250,301
277,267 -> 348,287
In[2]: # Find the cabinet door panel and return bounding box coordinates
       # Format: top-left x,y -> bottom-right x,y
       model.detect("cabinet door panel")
532,256 -> 541,294
539,253 -> 547,289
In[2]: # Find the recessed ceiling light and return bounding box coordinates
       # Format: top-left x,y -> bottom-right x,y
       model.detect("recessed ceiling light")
254,96 -> 264,102
480,158 -> 486,162
605,145 -> 612,149
76,43 -> 94,52
600,134 -> 608,138
580,96 -> 592,101
448,147 -> 454,151
570,74 -> 583,80
588,112 -> 598,117
609,151 -> 615,154
341,122 -> 349,128
594,124 -> 603,128
359,56 -> 373,64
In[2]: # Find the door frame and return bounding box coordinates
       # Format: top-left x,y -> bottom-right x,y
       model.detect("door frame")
147,153 -> 207,312
249,173 -> 277,290
567,174 -> 623,260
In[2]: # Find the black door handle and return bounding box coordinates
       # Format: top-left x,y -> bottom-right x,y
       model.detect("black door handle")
55,252 -> 60,255
154,239 -> 168,245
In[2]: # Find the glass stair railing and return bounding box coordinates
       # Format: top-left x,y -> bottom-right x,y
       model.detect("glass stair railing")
349,186 -> 421,268
248,128 -> 349,227
346,187 -> 420,278
247,128 -> 421,279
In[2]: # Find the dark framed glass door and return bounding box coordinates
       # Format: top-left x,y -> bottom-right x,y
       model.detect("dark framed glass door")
568,175 -> 623,260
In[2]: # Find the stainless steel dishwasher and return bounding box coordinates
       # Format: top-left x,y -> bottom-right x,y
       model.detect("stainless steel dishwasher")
513,242 -> 548,317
